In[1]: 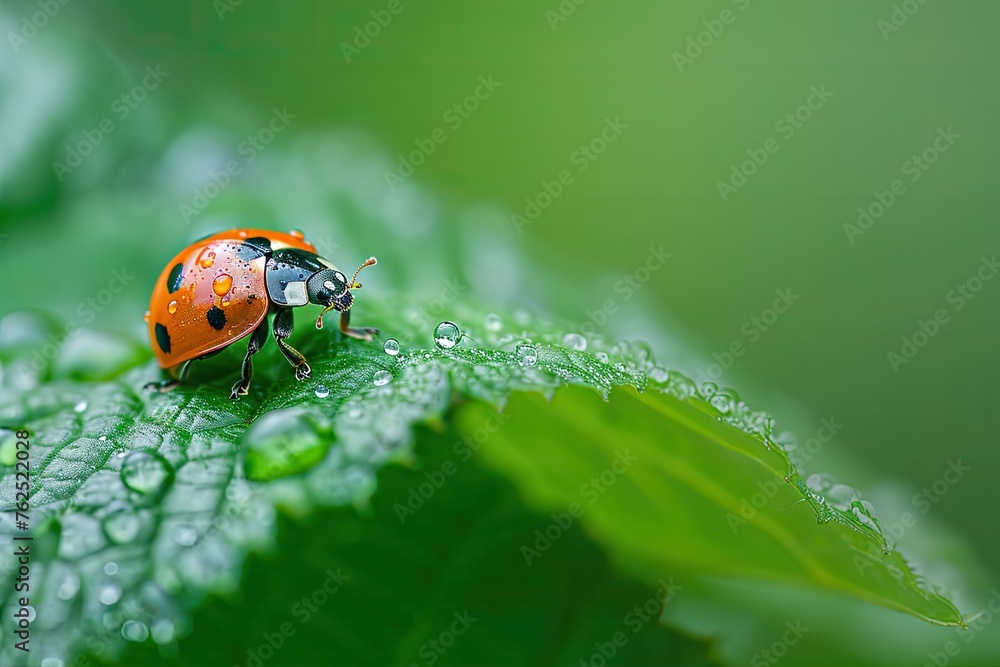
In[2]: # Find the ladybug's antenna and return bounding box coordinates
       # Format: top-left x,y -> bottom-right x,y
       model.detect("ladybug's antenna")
350,257 -> 377,289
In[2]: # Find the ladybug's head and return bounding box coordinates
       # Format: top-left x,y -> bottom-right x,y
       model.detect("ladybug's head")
310,257 -> 377,329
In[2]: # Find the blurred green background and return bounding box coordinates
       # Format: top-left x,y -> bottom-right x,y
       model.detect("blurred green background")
1,0 -> 998,660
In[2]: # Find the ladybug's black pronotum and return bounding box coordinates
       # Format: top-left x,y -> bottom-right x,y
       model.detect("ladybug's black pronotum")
146,228 -> 377,399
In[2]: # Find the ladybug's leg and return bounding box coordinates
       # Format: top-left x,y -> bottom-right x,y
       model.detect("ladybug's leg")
273,308 -> 312,381
144,359 -> 194,393
339,309 -> 379,341
230,320 -> 270,399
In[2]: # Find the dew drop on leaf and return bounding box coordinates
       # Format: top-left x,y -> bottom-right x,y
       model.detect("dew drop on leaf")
57,569 -> 81,601
484,313 -> 502,331
173,525 -> 198,546
151,619 -> 175,645
103,562 -> 118,576
314,384 -> 330,399
516,344 -> 538,367
383,338 -> 401,356
121,620 -> 150,643
120,451 -> 174,500
595,352 -> 608,363
434,321 -> 462,349
98,583 -> 122,605
102,505 -> 142,544
73,400 -> 87,413
373,370 -> 392,386
563,333 -> 587,351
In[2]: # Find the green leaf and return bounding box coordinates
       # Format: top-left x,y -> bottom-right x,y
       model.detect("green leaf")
458,385 -> 965,626
113,424 -> 717,666
0,298 -> 965,666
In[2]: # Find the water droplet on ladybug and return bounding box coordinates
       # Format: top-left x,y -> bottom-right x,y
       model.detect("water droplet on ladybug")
373,370 -> 392,386
167,300 -> 178,315
198,250 -> 216,269
238,230 -> 248,238
290,229 -> 305,239
143,310 -> 150,323
213,273 -> 233,297
434,321 -> 462,349
383,338 -> 400,356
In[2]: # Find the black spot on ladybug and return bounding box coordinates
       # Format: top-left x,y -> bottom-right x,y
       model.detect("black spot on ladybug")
206,306 -> 227,330
167,263 -> 184,293
154,323 -> 172,354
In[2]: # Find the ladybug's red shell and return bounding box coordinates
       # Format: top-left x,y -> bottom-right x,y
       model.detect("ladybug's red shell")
147,229 -> 317,369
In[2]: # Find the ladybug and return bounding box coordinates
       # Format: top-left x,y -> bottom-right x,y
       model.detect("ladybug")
145,228 -> 378,399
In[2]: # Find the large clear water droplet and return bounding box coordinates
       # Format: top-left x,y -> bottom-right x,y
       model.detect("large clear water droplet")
434,321 -> 462,349
383,338 -> 401,356
121,620 -> 150,643
314,384 -> 330,399
373,370 -> 392,386
120,451 -> 174,501
516,344 -> 538,367
562,333 -> 587,351
242,407 -> 331,481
